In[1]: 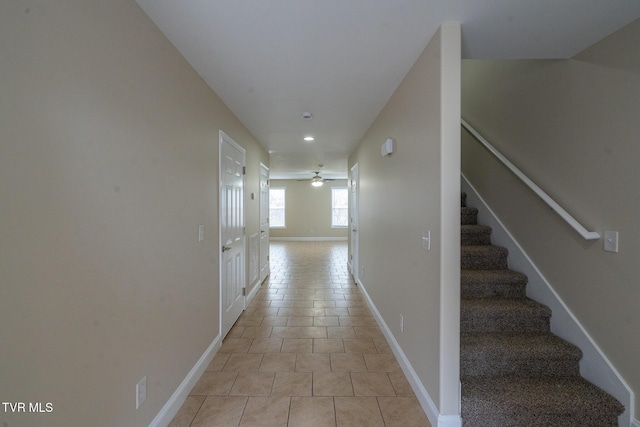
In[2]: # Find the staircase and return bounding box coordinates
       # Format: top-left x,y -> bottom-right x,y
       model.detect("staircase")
460,192 -> 624,426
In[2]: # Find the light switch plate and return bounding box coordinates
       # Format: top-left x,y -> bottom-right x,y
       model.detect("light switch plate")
198,225 -> 205,242
604,231 -> 618,253
422,230 -> 431,250
136,376 -> 147,409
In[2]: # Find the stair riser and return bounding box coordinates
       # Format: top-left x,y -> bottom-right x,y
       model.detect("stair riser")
461,357 -> 580,378
461,270 -> 529,299
461,207 -> 478,225
461,213 -> 478,225
461,231 -> 492,245
461,315 -> 550,334
460,410 -> 620,427
461,283 -> 526,299
461,249 -> 508,270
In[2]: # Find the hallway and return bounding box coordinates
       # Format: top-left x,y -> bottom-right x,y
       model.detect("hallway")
169,241 -> 430,426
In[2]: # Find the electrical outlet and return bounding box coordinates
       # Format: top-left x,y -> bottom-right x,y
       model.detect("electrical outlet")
136,376 -> 147,409
400,314 -> 404,333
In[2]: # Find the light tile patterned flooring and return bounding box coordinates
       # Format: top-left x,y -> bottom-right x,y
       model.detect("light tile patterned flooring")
169,241 -> 431,427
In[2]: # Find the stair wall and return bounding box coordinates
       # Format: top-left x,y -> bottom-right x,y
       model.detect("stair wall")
462,174 -> 634,427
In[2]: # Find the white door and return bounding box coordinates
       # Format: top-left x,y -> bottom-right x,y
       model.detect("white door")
349,163 -> 359,282
259,163 -> 270,283
220,131 -> 246,338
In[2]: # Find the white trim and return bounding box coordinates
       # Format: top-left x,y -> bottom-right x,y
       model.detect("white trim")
633,418 -> 640,427
356,277 -> 461,427
149,335 -> 222,427
462,174 -> 634,427
219,130 -> 247,338
270,237 -> 348,242
245,275 -> 263,305
258,162 -> 271,285
349,162 -> 360,283
248,232 -> 260,289
438,414 -> 464,427
440,22 -> 462,420
347,162 -> 360,282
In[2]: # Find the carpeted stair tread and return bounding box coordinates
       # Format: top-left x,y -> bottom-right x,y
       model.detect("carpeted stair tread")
461,224 -> 492,245
461,207 -> 478,225
461,298 -> 551,334
461,245 -> 508,270
461,333 -> 582,378
461,376 -> 624,427
461,269 -> 528,299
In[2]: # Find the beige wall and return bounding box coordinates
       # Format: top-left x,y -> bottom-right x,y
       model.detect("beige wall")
348,23 -> 460,420
0,1 -> 266,425
462,19 -> 640,420
269,179 -> 349,240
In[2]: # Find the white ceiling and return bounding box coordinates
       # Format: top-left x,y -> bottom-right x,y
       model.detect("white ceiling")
135,0 -> 640,179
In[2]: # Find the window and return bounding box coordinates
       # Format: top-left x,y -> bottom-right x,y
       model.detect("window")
269,188 -> 286,228
331,188 -> 348,228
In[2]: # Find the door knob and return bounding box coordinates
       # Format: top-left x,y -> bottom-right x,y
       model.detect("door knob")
222,245 -> 232,252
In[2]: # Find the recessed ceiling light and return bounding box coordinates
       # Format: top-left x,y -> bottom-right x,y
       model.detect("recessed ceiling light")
303,136 -> 315,142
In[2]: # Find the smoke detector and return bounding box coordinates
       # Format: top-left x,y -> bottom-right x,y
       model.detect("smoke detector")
301,112 -> 313,120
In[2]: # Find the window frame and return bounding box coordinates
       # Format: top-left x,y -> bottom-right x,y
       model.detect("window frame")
331,187 -> 349,228
269,187 -> 286,228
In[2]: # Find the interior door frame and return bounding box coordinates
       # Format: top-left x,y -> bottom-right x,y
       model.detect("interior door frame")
259,162 -> 270,284
219,130 -> 246,338
349,162 -> 359,282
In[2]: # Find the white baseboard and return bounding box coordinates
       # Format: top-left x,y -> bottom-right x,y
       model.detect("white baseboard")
462,174 -> 635,427
356,277 -> 461,427
149,335 -> 222,427
245,275 -> 264,307
438,414 -> 464,427
270,237 -> 348,242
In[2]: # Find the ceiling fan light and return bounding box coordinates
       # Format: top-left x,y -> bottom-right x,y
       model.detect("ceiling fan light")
311,179 -> 323,187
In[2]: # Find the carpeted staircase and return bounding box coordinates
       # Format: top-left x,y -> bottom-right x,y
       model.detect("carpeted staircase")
460,192 -> 624,426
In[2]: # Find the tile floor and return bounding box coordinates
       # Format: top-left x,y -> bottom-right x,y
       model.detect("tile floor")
169,241 -> 431,427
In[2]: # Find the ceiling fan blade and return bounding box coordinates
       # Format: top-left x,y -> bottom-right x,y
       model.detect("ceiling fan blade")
298,172 -> 322,181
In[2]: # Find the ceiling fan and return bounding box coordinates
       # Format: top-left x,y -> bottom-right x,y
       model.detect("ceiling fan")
297,171 -> 335,187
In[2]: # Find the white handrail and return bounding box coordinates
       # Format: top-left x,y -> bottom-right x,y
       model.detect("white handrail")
461,118 -> 600,241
